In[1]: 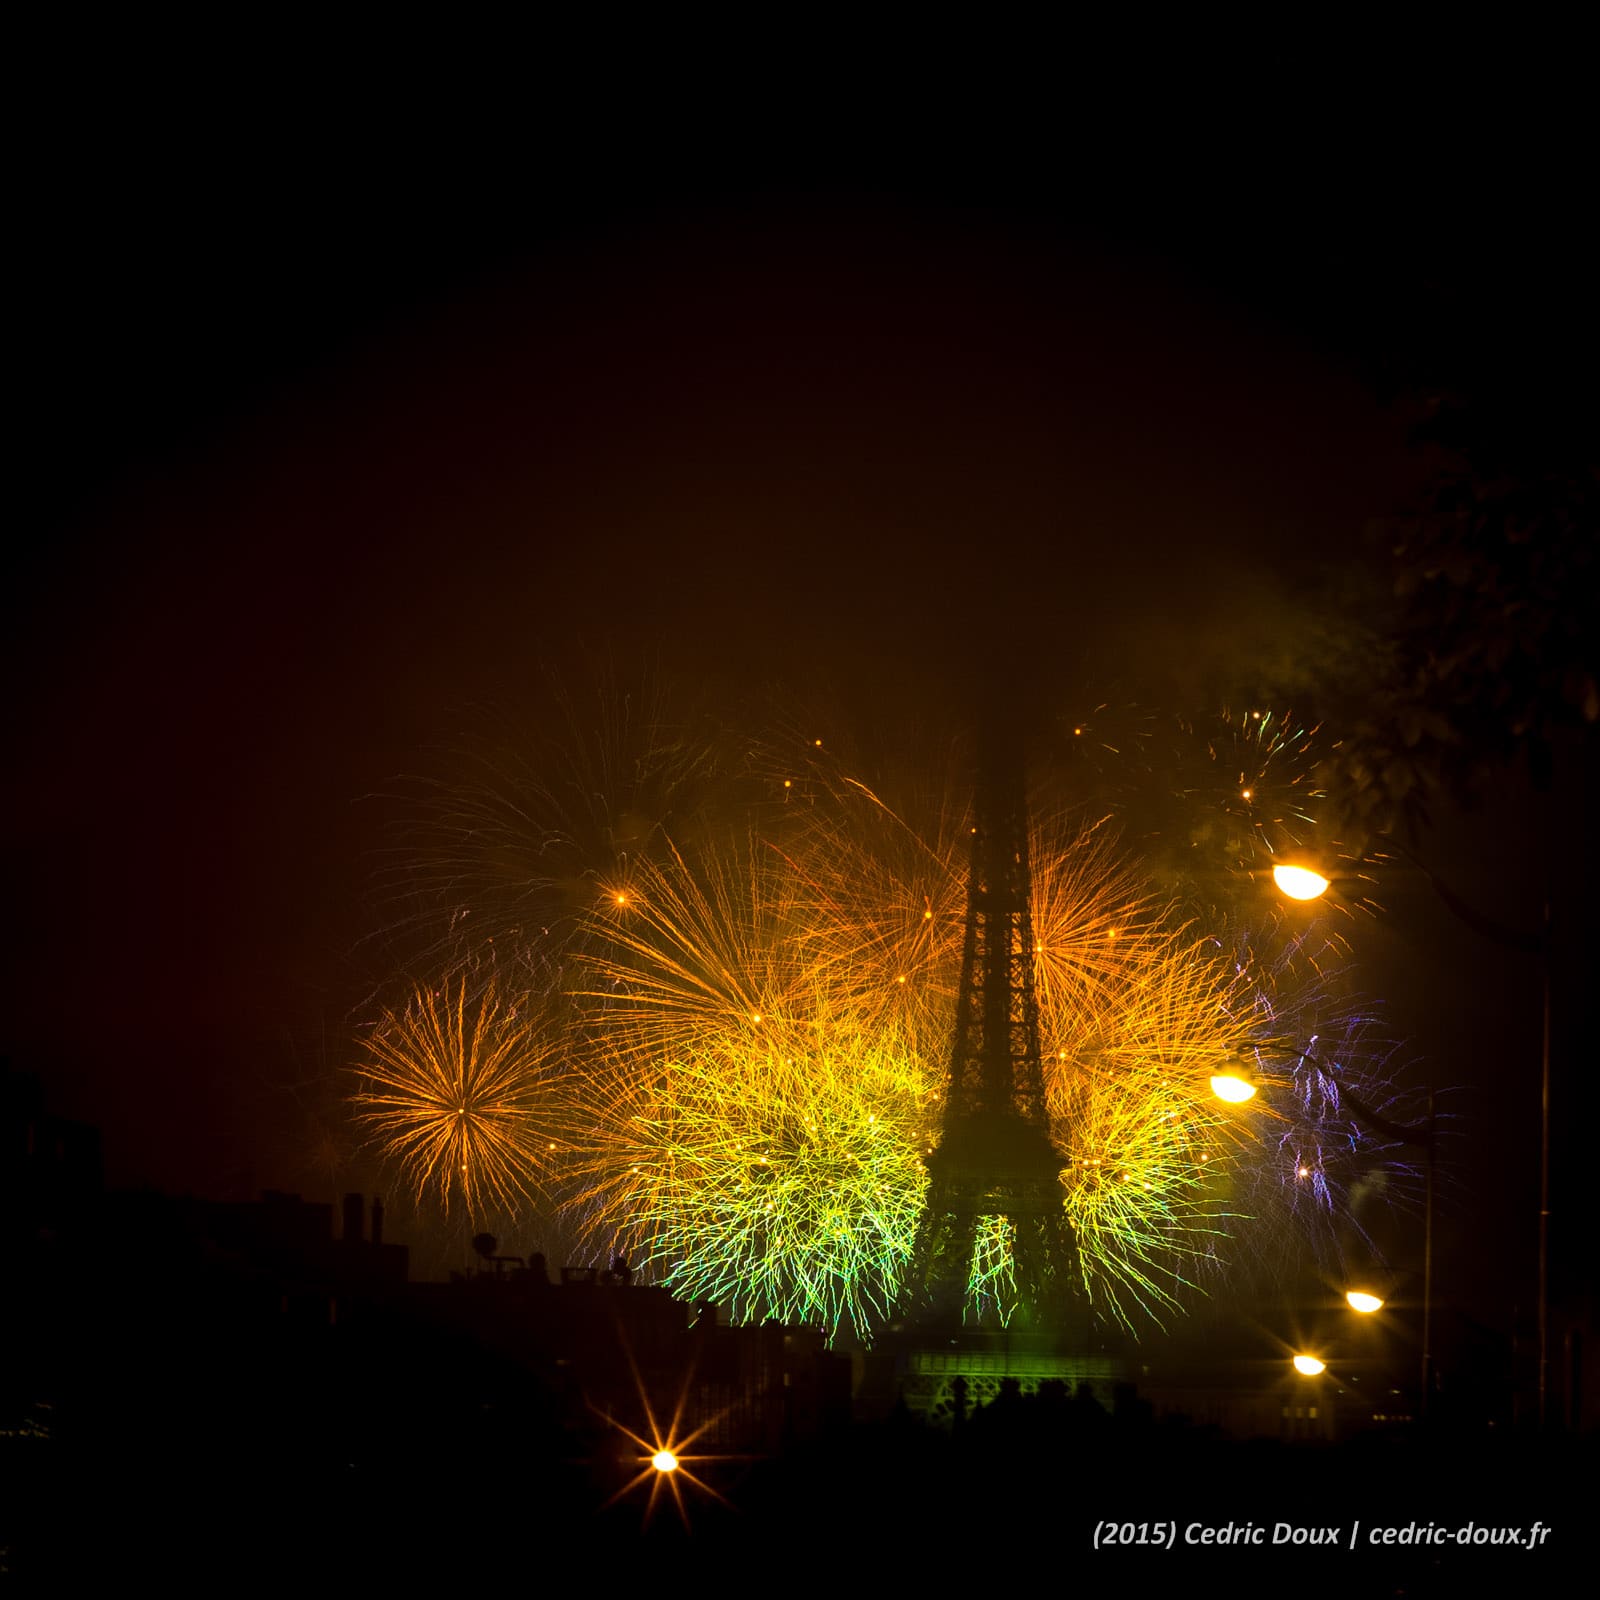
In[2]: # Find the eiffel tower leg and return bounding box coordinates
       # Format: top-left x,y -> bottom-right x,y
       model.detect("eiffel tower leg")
904,1204 -> 979,1327
1009,1211 -> 1087,1339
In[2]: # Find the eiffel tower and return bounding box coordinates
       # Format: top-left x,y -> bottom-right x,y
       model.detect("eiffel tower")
899,715 -> 1081,1333
845,697 -> 1126,1425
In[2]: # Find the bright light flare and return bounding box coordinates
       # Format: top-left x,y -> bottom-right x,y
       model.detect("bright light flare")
1346,1290 -> 1384,1314
1273,864 -> 1330,901
1293,1353 -> 1326,1376
595,1343 -> 733,1531
1210,1071 -> 1258,1104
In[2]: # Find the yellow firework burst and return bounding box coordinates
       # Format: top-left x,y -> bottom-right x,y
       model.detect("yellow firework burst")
562,831 -> 942,1338
1049,934 -> 1270,1324
565,1008 -> 937,1341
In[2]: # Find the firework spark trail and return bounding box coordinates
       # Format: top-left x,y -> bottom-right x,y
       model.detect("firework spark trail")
752,733 -> 975,1042
575,834 -> 810,1060
967,1215 -> 1019,1327
763,745 -> 1169,1054
1248,1016 -> 1426,1273
1207,706 -> 1324,857
1029,808 -> 1170,1028
351,974 -> 566,1218
364,674 -> 739,998
1151,899 -> 1430,1291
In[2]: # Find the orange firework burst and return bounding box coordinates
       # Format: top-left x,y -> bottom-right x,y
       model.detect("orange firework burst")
352,974 -> 566,1218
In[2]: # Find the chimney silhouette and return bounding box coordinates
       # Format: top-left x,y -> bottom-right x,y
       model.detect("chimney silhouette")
341,1192 -> 364,1245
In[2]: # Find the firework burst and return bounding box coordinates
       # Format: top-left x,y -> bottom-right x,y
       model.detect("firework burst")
352,974 -> 566,1218
564,836 -> 939,1340
566,1013 -> 936,1341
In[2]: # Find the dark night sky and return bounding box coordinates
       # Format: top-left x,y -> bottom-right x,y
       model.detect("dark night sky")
8,77 -> 1593,1334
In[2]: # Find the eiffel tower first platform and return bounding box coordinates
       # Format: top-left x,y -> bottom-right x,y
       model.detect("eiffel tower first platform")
874,716 -> 1123,1421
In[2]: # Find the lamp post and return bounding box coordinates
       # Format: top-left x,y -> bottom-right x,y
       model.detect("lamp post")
1214,1047 -> 1437,1419
1339,1076 -> 1436,1421
1271,844 -> 1550,1426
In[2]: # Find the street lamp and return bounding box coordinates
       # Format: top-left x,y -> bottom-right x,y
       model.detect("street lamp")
1271,839 -> 1552,1426
1292,1354 -> 1327,1377
1338,1075 -> 1436,1418
1272,862 -> 1331,901
1210,1043 -> 1436,1417
1209,1053 -> 1258,1104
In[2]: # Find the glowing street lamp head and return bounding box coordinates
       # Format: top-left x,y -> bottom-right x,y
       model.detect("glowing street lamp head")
1292,1354 -> 1326,1376
651,1449 -> 679,1473
1209,1055 -> 1257,1105
1346,1290 -> 1384,1314
1272,863 -> 1330,902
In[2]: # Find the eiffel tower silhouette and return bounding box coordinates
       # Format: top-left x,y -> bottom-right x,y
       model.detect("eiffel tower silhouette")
900,715 -> 1082,1332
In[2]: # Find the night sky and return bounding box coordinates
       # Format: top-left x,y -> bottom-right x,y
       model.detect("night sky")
9,84 -> 1594,1349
